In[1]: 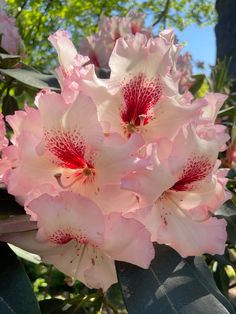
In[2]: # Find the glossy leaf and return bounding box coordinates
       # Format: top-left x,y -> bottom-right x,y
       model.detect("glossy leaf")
189,74 -> 206,96
216,201 -> 236,244
0,243 -> 40,314
0,188 -> 25,218
116,244 -> 235,314
2,95 -> 18,116
39,293 -> 104,314
9,245 -> 41,264
218,106 -> 235,118
0,53 -> 20,68
0,65 -> 60,91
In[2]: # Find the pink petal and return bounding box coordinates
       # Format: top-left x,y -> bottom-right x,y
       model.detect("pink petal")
96,133 -> 144,185
200,93 -> 228,122
62,92 -> 104,149
28,192 -> 105,246
155,197 -> 227,257
6,106 -> 42,145
103,213 -> 154,269
48,30 -> 77,72
0,231 -> 117,291
43,242 -> 117,291
6,131 -> 57,197
121,143 -> 174,205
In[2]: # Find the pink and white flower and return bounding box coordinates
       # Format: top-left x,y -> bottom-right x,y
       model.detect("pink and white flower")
49,30 -> 92,104
176,52 -> 195,94
0,24 -> 230,289
122,125 -> 229,257
84,30 -> 204,142
0,3 -> 20,54
194,92 -> 229,151
3,91 -> 143,209
79,12 -> 150,70
0,191 -> 154,291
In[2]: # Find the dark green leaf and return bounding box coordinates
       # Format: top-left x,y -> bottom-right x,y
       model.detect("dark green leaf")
216,201 -> 236,244
216,201 -> 236,218
0,46 -> 10,54
0,65 -> 60,91
0,53 -> 20,69
0,188 -> 25,218
213,263 -> 230,297
116,244 -> 235,314
226,215 -> 236,244
97,68 -> 110,79
206,253 -> 236,268
227,168 -> 236,179
39,294 -> 103,314
218,106 -> 235,118
2,95 -> 18,116
0,243 -> 40,314
189,74 -> 206,96
0,53 -> 20,60
39,299 -> 65,314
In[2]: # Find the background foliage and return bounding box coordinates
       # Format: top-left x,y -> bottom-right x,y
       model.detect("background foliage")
5,0 -> 215,68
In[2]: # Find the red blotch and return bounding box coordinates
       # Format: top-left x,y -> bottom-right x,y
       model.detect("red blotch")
121,73 -> 162,126
45,130 -> 93,170
49,230 -> 73,244
50,228 -> 89,245
172,155 -> 213,191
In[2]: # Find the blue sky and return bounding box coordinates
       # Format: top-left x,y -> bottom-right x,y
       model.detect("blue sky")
145,13 -> 216,76
175,24 -> 216,75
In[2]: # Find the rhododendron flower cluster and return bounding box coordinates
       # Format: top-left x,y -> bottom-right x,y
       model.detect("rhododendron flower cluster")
0,21 -> 231,291
79,13 -> 195,96
79,11 -> 150,71
0,0 -> 20,54
176,51 -> 195,94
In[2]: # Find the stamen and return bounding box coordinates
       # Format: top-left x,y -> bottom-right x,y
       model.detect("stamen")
54,173 -> 81,189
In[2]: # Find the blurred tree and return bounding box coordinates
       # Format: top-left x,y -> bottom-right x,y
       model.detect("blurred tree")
5,0 -> 215,70
215,0 -> 236,92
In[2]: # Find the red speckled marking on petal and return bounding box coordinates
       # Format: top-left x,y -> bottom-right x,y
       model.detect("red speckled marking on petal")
121,73 -> 162,126
45,129 -> 93,170
172,155 -> 213,191
49,228 -> 89,245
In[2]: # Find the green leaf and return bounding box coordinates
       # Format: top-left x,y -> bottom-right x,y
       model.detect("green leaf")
216,201 -> 236,244
189,74 -> 206,96
0,53 -> 20,60
116,244 -> 235,314
218,106 -> 235,118
0,188 -> 25,218
39,299 -> 65,314
0,65 -> 60,91
39,293 -> 103,314
0,243 -> 40,314
213,263 -> 230,297
9,245 -> 41,264
0,53 -> 20,69
2,95 -> 18,116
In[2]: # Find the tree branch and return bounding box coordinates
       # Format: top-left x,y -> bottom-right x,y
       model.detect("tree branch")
14,0 -> 28,19
152,0 -> 171,27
